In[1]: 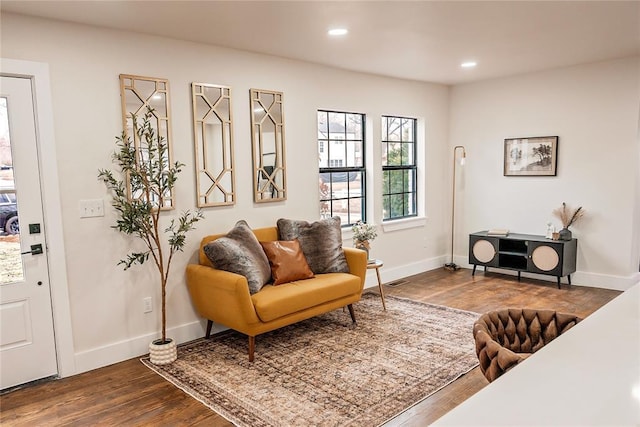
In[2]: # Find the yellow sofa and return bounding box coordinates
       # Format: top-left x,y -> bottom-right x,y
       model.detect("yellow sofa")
186,226 -> 367,362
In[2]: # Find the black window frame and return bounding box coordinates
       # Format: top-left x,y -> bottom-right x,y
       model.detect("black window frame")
318,109 -> 366,227
382,115 -> 418,221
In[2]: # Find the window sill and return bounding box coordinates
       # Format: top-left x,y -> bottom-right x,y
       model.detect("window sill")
381,216 -> 427,232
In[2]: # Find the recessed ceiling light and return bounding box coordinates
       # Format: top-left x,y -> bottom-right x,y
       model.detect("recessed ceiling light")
461,61 -> 477,68
328,28 -> 348,36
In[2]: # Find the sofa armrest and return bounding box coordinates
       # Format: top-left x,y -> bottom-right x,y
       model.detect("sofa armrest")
343,247 -> 367,290
186,264 -> 261,330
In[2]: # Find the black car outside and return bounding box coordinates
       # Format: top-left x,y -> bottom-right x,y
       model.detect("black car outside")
0,192 -> 19,235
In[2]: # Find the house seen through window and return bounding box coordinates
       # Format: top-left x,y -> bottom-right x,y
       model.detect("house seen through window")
318,110 -> 365,226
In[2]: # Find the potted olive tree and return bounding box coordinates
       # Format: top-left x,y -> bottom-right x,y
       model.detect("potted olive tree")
98,110 -> 202,365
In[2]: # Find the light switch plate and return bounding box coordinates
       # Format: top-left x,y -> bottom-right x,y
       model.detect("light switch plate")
79,199 -> 104,218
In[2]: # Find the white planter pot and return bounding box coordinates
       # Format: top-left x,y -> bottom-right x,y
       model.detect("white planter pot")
149,338 -> 177,365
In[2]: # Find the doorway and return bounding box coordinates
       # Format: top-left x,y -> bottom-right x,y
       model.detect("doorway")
0,75 -> 58,390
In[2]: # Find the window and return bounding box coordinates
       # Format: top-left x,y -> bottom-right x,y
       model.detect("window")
318,110 -> 365,226
382,116 -> 417,220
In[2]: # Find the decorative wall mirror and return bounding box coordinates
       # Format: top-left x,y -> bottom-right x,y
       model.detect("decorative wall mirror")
191,83 -> 236,207
119,74 -> 174,209
250,88 -> 286,202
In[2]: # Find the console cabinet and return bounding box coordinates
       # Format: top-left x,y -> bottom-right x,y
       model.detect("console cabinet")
469,231 -> 577,289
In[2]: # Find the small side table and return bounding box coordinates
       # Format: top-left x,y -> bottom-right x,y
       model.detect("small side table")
367,259 -> 386,310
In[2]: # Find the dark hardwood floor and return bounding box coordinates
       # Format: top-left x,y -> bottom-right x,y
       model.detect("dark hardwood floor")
0,269 -> 621,426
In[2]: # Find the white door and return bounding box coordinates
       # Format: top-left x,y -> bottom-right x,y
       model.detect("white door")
0,76 -> 57,390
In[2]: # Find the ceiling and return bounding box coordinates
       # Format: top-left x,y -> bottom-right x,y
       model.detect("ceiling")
2,1 -> 639,85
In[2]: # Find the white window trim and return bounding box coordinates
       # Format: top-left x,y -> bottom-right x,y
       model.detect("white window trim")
381,115 -> 425,223
381,215 -> 427,232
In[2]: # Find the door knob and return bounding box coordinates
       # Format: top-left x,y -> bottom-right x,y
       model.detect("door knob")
21,244 -> 43,255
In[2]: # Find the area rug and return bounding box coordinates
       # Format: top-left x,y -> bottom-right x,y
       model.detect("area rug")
142,294 -> 479,427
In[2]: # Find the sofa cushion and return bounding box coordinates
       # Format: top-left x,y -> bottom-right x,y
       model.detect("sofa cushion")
251,273 -> 361,322
203,220 -> 271,294
277,217 -> 350,274
260,239 -> 314,285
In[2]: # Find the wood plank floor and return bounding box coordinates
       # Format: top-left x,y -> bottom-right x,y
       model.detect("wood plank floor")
0,269 -> 621,426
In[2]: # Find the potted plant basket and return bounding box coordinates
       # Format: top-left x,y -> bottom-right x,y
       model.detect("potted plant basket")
98,109 -> 202,365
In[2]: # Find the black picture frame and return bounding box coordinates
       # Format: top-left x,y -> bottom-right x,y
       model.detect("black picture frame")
504,136 -> 558,176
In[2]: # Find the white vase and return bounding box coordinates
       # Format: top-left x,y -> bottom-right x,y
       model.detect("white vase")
149,338 -> 177,365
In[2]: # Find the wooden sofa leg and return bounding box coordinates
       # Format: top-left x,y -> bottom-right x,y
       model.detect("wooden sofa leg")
347,304 -> 357,324
205,320 -> 213,339
248,336 -> 255,362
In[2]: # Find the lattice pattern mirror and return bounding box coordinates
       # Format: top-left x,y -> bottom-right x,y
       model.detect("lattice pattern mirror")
250,89 -> 286,202
119,74 -> 174,209
192,83 -> 236,207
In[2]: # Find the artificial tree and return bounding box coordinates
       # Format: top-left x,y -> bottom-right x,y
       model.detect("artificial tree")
98,109 -> 202,362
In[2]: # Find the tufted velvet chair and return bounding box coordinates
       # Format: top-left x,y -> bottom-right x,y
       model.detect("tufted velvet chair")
473,308 -> 581,382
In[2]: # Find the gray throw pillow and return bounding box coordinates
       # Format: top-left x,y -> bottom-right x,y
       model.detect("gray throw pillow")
277,217 -> 350,274
203,220 -> 271,294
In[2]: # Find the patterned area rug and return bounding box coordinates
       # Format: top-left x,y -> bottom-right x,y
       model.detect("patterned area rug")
142,294 -> 479,427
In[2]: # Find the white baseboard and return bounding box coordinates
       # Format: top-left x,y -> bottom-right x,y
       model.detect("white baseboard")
73,320 -> 214,375
570,271 -> 639,292
363,255 -> 448,290
73,255 -> 636,376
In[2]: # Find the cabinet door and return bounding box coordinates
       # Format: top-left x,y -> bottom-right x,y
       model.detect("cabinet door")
469,235 -> 499,266
528,242 -> 563,275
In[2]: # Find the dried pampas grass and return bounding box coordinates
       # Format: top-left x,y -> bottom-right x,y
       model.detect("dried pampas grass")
553,202 -> 585,228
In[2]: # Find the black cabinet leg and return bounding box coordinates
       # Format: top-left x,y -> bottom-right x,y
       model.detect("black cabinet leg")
568,275 -> 572,286
557,277 -> 561,289
472,265 -> 477,276
517,271 -> 521,281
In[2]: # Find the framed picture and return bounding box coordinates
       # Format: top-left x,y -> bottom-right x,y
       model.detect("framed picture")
504,136 -> 558,176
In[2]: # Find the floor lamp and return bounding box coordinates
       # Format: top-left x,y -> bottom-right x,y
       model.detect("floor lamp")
445,145 -> 466,271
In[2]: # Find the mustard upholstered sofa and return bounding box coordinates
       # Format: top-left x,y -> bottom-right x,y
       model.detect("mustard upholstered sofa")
186,225 -> 367,362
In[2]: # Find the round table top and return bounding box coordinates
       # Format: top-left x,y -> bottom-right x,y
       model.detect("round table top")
366,259 -> 383,268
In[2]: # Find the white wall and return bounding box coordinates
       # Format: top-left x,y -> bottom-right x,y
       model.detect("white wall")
449,57 -> 640,290
3,12 -> 637,377
1,14 -> 450,373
